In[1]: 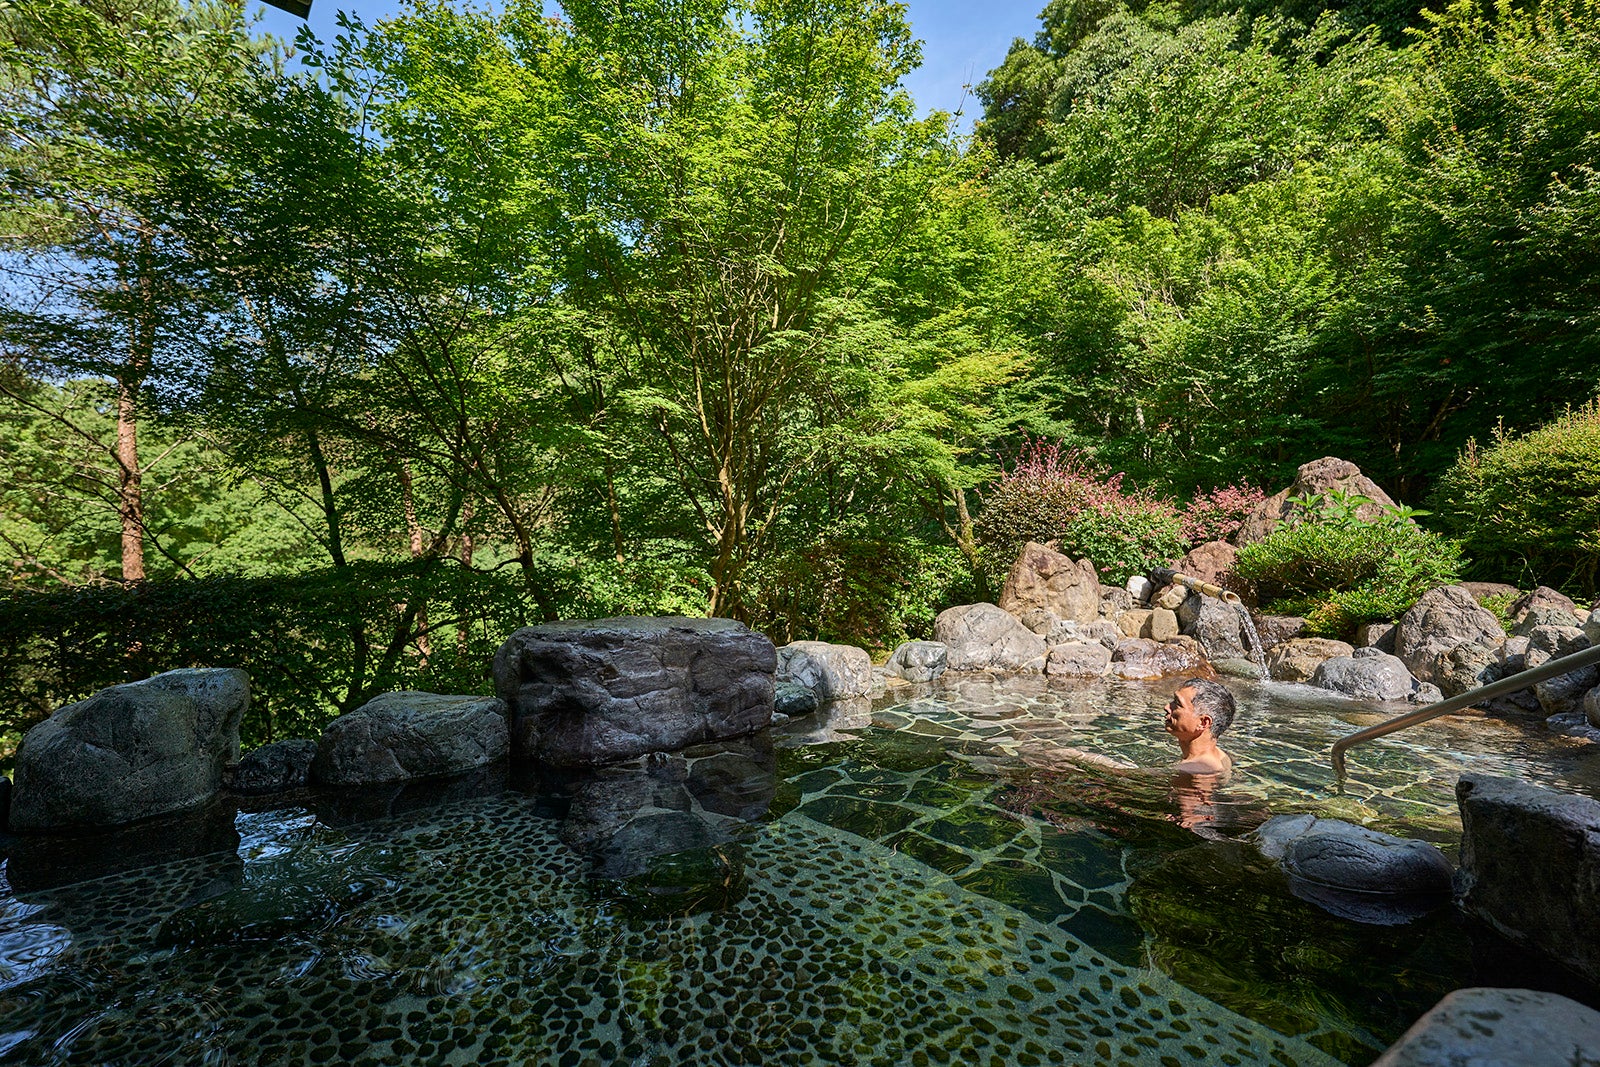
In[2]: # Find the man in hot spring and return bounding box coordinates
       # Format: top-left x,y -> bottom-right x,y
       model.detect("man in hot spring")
1163,677 -> 1234,776
1163,677 -> 1238,835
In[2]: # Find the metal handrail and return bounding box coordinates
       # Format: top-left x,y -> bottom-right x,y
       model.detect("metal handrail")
1331,639 -> 1600,779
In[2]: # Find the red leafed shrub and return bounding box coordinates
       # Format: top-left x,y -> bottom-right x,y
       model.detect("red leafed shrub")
977,439 -> 1184,583
1180,483 -> 1267,545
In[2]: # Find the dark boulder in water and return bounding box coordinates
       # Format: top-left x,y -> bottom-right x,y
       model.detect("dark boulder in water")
311,692 -> 509,786
1253,814 -> 1453,925
494,616 -> 775,767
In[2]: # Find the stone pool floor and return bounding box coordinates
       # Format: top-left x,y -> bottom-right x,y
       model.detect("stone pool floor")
3,674 -> 1599,1065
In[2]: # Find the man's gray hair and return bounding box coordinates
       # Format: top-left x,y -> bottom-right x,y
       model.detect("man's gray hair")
1180,677 -> 1236,736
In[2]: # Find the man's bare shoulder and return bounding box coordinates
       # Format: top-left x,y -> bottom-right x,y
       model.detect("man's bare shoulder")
1173,749 -> 1232,776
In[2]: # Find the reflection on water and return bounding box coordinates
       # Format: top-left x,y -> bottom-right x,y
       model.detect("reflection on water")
0,674 -> 1596,1065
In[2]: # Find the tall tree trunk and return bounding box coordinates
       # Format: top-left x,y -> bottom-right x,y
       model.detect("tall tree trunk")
398,461 -> 431,663
458,498 -> 476,656
115,377 -> 144,582
605,461 -> 626,566
305,427 -> 347,567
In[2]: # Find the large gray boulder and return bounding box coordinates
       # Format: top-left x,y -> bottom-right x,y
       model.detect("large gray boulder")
1310,648 -> 1424,702
1510,585 -> 1579,622
1235,457 -> 1402,547
1045,641 -> 1112,678
1176,592 -> 1248,660
1526,623 -> 1592,666
1110,637 -> 1207,680
1371,988 -> 1600,1067
1395,585 -> 1505,684
996,542 -> 1101,625
1267,638 -> 1354,683
1456,774 -> 1600,983
311,692 -> 508,786
10,668 -> 249,833
776,640 -> 872,700
493,617 -> 775,768
933,603 -> 1048,672
1432,641 -> 1501,698
228,738 -> 317,796
1535,660 -> 1600,715
1172,539 -> 1237,588
883,640 -> 948,684
1513,604 -> 1583,636
1253,813 -> 1453,925
1254,615 -> 1309,651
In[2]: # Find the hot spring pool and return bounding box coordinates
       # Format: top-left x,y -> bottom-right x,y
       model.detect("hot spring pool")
2,676 -> 1598,1066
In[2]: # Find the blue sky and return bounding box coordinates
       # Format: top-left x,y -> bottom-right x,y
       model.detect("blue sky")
252,0 -> 1047,127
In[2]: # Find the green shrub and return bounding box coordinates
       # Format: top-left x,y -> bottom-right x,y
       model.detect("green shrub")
747,537 -> 973,651
977,440 -> 1184,585
1234,511 -> 1463,638
0,563 -> 540,760
1430,401 -> 1600,596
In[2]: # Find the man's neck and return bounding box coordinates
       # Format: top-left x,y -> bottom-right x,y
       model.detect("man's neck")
1181,733 -> 1222,764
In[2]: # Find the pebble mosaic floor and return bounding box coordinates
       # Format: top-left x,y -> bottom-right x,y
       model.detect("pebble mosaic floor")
0,788 -> 1336,1067
2,673 -> 1597,1065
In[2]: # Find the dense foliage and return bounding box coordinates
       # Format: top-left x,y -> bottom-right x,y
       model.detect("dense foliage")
1431,402 -> 1600,596
1234,494 -> 1464,636
2,0 -> 1599,750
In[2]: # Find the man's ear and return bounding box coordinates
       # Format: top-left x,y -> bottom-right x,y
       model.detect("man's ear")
1198,713 -> 1213,732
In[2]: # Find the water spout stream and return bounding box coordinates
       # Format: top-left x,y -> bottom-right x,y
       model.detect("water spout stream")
1235,606 -> 1269,682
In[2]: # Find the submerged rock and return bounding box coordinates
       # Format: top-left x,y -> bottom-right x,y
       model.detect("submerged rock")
1251,814 -> 1453,925
312,692 -> 508,786
493,616 -> 775,767
10,668 -> 249,832
1371,987 -> 1600,1067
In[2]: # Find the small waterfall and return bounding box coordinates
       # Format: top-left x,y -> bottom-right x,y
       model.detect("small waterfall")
1235,605 -> 1269,681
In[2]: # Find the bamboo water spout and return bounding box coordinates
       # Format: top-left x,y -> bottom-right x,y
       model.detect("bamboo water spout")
1147,567 -> 1243,605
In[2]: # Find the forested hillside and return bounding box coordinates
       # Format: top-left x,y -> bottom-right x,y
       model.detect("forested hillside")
2,0 -> 1597,744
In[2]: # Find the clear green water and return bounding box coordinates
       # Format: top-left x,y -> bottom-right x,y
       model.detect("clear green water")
1,675 -> 1597,1065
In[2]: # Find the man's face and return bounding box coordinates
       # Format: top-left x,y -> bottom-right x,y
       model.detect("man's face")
1164,686 -> 1211,743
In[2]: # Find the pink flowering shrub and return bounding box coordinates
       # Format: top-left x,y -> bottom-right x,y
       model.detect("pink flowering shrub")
976,439 -> 1184,583
1180,483 -> 1267,545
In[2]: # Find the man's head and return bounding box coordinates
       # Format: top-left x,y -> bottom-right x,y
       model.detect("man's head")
1163,678 -> 1236,742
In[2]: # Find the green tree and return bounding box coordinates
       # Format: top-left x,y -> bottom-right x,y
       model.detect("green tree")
0,0 -> 254,581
